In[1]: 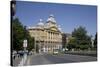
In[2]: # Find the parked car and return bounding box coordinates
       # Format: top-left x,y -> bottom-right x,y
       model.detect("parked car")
53,49 -> 59,55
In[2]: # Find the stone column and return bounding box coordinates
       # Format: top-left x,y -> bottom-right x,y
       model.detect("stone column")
46,31 -> 49,53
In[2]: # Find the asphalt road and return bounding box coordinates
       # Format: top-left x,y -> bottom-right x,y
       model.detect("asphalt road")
24,54 -> 97,66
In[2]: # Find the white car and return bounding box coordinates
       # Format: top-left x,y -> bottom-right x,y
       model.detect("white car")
53,49 -> 59,54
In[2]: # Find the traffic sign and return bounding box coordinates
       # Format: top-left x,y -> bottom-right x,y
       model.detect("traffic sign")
23,39 -> 27,47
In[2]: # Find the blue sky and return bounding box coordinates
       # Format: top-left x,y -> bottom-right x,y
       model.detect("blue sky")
15,1 -> 97,37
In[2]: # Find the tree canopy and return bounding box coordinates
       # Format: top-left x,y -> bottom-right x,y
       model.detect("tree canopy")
94,33 -> 97,49
12,18 -> 35,51
67,26 -> 91,50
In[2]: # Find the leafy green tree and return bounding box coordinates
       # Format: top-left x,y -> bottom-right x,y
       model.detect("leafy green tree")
72,26 -> 87,40
71,26 -> 91,50
27,37 -> 35,51
12,18 -> 25,51
36,44 -> 39,53
23,26 -> 35,51
67,37 -> 77,50
12,18 -> 35,51
94,33 -> 97,49
62,33 -> 67,48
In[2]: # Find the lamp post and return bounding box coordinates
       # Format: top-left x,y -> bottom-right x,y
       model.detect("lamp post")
21,26 -> 28,65
19,39 -> 27,66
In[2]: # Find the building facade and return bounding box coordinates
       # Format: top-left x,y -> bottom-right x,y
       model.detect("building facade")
28,14 -> 62,53
62,33 -> 72,49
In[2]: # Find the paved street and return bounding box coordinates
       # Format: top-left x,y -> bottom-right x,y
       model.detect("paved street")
13,53 -> 97,66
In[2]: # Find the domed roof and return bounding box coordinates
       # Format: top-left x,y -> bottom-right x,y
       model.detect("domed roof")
47,14 -> 56,23
58,27 -> 62,31
58,25 -> 62,31
27,26 -> 36,29
49,14 -> 54,17
37,19 -> 44,26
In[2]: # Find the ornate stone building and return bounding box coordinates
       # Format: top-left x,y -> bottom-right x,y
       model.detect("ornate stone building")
28,14 -> 62,53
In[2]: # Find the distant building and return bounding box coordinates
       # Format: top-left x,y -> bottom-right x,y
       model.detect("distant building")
28,14 -> 62,53
62,33 -> 72,48
62,33 -> 67,48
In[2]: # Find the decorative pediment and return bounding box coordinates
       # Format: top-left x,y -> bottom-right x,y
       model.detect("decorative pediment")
50,26 -> 58,31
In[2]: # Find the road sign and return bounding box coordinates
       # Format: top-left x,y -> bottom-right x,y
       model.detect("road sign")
23,39 -> 27,47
